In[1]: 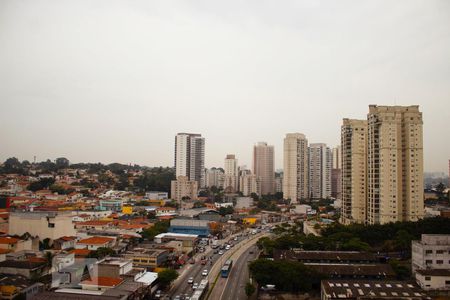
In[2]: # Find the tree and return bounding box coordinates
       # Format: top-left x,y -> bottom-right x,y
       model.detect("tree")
157,269 -> 179,289
245,282 -> 256,297
249,259 -> 322,293
218,206 -> 234,216
28,177 -> 55,191
142,220 -> 170,240
55,157 -> 70,169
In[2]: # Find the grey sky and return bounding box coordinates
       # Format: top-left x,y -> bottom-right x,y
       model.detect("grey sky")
1,0 -> 449,172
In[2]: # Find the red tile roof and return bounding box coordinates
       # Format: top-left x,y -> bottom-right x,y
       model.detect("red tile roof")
0,237 -> 19,245
81,276 -> 123,287
78,236 -> 114,245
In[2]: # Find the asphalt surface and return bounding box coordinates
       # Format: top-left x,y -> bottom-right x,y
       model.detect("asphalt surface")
220,244 -> 258,300
168,234 -> 247,299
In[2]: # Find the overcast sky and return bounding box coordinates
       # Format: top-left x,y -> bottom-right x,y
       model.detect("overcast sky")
1,0 -> 449,172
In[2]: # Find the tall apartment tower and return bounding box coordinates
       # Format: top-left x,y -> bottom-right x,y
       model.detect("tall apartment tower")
367,105 -> 424,224
253,142 -> 275,195
174,133 -> 205,187
341,119 -> 368,224
308,143 -> 332,199
283,133 -> 309,202
224,154 -> 239,192
331,145 -> 342,200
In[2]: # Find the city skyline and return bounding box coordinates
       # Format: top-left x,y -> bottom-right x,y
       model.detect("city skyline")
1,1 -> 450,172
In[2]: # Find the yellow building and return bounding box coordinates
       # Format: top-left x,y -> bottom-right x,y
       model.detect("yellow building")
122,206 -> 133,215
243,217 -> 257,225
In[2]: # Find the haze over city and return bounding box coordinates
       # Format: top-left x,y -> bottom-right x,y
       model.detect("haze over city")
1,0 -> 449,172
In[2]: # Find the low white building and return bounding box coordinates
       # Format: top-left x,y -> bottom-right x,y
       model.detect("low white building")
415,269 -> 450,291
9,212 -> 76,242
145,191 -> 168,200
412,234 -> 450,273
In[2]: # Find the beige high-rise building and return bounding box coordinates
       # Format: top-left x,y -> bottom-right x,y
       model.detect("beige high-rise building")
367,105 -> 424,224
239,172 -> 261,196
332,146 -> 342,169
171,176 -> 198,202
308,143 -> 332,199
224,154 -> 239,192
253,142 -> 275,195
341,119 -> 368,224
283,133 -> 309,202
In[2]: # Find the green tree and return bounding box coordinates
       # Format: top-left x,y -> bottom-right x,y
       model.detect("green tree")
157,268 -> 179,289
245,282 -> 256,297
142,220 -> 170,240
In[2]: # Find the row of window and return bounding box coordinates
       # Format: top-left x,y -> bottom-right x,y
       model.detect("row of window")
425,260 -> 449,264
425,249 -> 450,255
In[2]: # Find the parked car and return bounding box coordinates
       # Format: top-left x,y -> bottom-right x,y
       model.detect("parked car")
202,269 -> 208,276
192,282 -> 199,290
187,277 -> 194,284
155,290 -> 161,298
218,250 -> 224,255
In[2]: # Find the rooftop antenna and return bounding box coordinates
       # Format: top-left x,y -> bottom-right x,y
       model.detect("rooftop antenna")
33,156 -> 36,164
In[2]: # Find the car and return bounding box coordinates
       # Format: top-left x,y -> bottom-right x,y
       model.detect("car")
218,250 -> 224,255
174,295 -> 181,300
192,282 -> 199,290
225,245 -> 231,250
213,249 -> 218,254
154,290 -> 161,298
187,277 -> 194,284
202,269 -> 208,276
234,237 -> 238,241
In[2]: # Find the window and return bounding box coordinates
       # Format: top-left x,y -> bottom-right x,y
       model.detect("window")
436,260 -> 444,264
436,250 -> 444,254
425,250 -> 432,255
48,223 -> 55,228
425,260 -> 432,264
425,276 -> 431,281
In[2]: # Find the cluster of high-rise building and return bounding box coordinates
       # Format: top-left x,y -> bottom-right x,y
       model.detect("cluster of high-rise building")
282,134 -> 339,203
341,105 -> 424,225
172,104 -> 425,225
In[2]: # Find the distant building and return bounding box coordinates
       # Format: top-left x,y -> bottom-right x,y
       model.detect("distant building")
171,176 -> 198,202
283,133 -> 309,202
224,154 -> 239,193
253,142 -> 275,195
205,168 -> 224,188
145,191 -> 168,200
331,145 -> 342,200
9,211 -> 76,241
309,143 -> 332,199
239,172 -> 261,196
174,133 -> 205,187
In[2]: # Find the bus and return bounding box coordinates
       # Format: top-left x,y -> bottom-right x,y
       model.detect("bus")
220,259 -> 233,278
191,279 -> 209,300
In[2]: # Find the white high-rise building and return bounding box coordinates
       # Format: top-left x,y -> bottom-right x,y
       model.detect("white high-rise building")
332,145 -> 342,169
283,133 -> 309,202
224,154 -> 239,192
308,143 -> 332,199
253,142 -> 275,195
175,133 -> 205,187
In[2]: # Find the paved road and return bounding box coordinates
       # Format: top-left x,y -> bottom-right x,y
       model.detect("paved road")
168,233 -> 247,299
207,231 -> 270,300
220,244 -> 258,300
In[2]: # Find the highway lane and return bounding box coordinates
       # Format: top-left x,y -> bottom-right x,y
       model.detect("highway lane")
220,244 -> 258,300
168,234 -> 247,299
